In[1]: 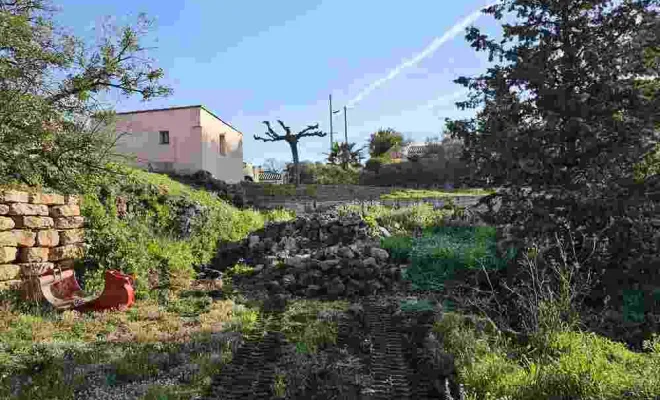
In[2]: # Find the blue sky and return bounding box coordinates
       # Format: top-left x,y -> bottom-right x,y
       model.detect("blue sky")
54,0 -> 505,166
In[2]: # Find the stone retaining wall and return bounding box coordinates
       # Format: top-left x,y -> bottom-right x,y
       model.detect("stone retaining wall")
0,189 -> 85,295
253,195 -> 488,214
242,183 -> 399,202
243,183 -> 492,204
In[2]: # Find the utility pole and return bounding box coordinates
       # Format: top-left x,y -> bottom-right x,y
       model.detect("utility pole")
329,94 -> 334,152
343,106 -> 348,144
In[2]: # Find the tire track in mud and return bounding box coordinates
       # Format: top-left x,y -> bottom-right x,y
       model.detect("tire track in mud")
336,297 -> 441,400
363,300 -> 411,400
209,331 -> 284,400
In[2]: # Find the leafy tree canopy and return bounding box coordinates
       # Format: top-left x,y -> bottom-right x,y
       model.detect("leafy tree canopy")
445,0 -> 660,190
368,128 -> 405,158
0,0 -> 172,192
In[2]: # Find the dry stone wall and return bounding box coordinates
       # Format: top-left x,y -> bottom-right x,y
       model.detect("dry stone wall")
0,189 -> 84,296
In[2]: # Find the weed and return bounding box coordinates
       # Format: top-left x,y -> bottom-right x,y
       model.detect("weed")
261,300 -> 349,354
339,203 -> 453,236
225,263 -> 255,277
273,373 -> 287,397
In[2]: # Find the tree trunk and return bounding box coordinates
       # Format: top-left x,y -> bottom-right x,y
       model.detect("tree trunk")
289,142 -> 301,186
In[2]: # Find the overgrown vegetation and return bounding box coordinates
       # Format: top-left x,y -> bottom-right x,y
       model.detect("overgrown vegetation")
436,312 -> 660,400
81,166 -> 294,299
1,0 -> 660,398
338,203 -> 456,236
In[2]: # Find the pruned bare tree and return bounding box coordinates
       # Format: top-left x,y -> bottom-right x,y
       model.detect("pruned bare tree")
254,120 -> 326,185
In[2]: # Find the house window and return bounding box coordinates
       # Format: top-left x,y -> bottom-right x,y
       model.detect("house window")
159,131 -> 170,145
219,134 -> 227,155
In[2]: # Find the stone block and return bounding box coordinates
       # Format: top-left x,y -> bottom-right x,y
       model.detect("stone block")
36,230 -> 60,247
18,262 -> 55,277
0,264 -> 20,280
0,190 -> 28,203
49,205 -> 80,218
15,216 -> 54,229
0,231 -> 17,247
28,192 -> 42,204
18,247 -> 50,263
40,193 -> 65,205
0,204 -> 8,215
0,280 -> 22,291
59,229 -> 84,245
8,203 -> 49,216
49,244 -> 84,261
0,217 -> 15,231
0,247 -> 17,263
10,230 -> 34,247
65,195 -> 80,205
54,216 -> 84,229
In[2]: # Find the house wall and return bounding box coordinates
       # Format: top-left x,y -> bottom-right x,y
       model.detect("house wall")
199,108 -> 243,183
115,108 -> 202,174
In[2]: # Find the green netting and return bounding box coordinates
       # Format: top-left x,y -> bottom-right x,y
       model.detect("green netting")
400,299 -> 436,313
401,226 -> 516,292
623,289 -> 645,323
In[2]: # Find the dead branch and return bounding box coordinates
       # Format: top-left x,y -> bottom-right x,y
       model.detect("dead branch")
254,121 -> 284,142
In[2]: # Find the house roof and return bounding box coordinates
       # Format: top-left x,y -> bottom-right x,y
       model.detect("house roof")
115,105 -> 243,136
259,172 -> 284,181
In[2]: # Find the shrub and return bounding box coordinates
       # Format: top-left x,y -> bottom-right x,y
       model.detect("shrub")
368,128 -> 404,158
359,157 -> 474,187
305,163 -> 360,185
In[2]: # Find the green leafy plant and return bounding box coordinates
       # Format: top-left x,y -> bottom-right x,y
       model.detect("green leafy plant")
225,263 -> 255,277
0,2 -> 171,193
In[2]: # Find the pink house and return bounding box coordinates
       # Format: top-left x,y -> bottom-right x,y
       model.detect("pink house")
114,105 -> 244,183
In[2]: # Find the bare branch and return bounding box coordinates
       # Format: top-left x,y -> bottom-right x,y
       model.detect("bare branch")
276,120 -> 291,136
297,123 -> 326,139
254,121 -> 286,142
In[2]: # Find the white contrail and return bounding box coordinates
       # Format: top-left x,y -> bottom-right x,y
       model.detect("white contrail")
345,1 -> 498,109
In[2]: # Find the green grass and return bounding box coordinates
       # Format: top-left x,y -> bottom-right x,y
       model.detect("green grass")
225,263 -> 256,278
338,203 -> 455,236
380,188 -> 496,200
261,300 -> 350,354
436,312 -> 660,400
